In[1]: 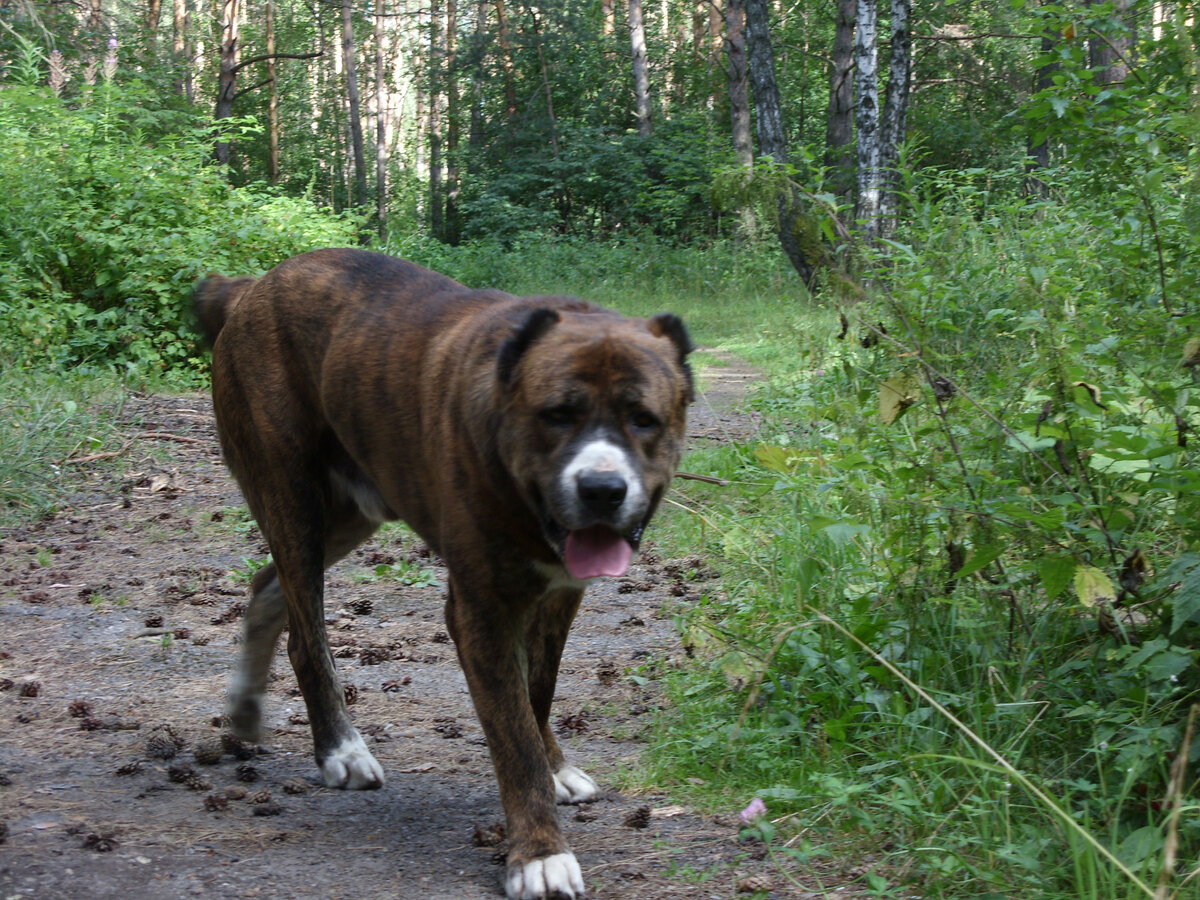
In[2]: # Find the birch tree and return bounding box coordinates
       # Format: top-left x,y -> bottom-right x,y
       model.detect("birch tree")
629,0 -> 653,137
877,0 -> 910,239
854,0 -> 881,239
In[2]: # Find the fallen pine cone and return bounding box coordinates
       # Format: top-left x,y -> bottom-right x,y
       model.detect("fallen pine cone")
737,873 -> 774,893
622,805 -> 651,829
472,822 -> 506,847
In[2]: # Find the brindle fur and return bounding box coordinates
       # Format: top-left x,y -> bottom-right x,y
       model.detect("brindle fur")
193,248 -> 692,898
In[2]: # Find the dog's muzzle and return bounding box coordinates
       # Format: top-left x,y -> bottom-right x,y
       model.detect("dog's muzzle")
544,438 -> 650,580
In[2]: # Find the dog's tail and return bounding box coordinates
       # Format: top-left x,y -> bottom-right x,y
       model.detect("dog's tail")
192,275 -> 257,346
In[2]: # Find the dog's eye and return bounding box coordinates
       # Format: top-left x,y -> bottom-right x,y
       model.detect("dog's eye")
539,405 -> 579,427
630,409 -> 661,431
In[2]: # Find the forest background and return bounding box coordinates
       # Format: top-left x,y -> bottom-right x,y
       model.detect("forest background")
3,0 -> 1200,897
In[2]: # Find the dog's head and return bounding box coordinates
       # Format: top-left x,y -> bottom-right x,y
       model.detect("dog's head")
496,305 -> 694,580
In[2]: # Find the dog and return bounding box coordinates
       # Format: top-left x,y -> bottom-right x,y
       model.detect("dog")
193,248 -> 693,899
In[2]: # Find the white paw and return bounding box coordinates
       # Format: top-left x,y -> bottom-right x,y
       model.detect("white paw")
319,733 -> 385,790
553,765 -> 598,804
506,852 -> 585,900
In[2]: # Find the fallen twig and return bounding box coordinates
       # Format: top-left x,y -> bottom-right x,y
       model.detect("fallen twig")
674,471 -> 729,486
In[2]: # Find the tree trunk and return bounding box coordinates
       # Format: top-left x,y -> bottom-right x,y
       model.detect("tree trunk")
342,0 -> 369,209
146,0 -> 162,52
707,0 -> 722,109
854,0 -> 881,240
726,0 -> 752,167
824,0 -> 855,198
215,0 -> 239,167
172,0 -> 192,100
469,0 -> 488,159
1089,0 -> 1132,85
877,0 -> 910,239
494,0 -> 519,118
444,0 -> 460,243
428,0 -> 443,236
375,0 -> 389,238
744,0 -> 816,289
528,10 -> 560,156
629,0 -> 653,137
88,0 -> 104,33
1026,28 -> 1059,192
266,0 -> 280,184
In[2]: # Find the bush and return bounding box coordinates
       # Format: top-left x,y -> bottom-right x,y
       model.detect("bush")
0,79 -> 360,373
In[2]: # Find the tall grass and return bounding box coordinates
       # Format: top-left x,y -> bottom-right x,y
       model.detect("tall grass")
641,169 -> 1200,899
0,366 -> 131,528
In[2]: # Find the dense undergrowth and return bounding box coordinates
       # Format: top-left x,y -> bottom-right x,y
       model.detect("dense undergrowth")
648,167 -> 1200,899
3,53 -> 1200,900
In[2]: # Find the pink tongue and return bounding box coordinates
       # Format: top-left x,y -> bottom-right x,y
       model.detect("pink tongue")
564,526 -> 633,579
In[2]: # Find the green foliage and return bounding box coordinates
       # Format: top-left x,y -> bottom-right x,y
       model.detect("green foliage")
649,160 -> 1200,898
385,230 -> 807,331
0,80 -> 359,373
1020,1 -> 1200,314
452,116 -> 728,242
353,560 -> 440,589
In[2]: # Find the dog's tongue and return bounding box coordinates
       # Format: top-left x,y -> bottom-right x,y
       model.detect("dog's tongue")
564,526 -> 633,579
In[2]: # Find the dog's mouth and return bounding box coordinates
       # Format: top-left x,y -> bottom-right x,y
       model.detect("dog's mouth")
544,518 -> 646,580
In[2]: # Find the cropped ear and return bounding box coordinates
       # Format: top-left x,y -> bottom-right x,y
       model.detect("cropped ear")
647,312 -> 694,362
497,307 -> 560,385
647,312 -> 695,402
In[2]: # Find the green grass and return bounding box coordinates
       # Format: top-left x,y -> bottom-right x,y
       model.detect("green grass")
0,364 -> 132,528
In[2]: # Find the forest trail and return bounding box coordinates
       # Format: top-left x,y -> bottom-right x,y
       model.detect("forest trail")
0,351 -> 867,899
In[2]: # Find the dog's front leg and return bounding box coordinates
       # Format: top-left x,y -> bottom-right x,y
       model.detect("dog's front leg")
446,584 -> 585,900
526,587 -> 598,806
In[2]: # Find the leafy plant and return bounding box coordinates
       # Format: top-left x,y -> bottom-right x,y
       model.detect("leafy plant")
649,157 -> 1200,898
0,76 -> 360,374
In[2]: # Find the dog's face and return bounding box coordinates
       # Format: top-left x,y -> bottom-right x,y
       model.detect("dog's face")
497,308 -> 693,580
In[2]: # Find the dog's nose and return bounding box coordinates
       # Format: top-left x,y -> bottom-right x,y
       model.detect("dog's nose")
577,471 -> 627,515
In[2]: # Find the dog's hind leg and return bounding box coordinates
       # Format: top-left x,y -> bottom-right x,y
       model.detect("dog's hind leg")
227,562 -> 287,742
527,588 -> 598,805
227,494 -> 382,789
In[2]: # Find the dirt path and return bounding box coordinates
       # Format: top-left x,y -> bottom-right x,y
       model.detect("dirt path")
0,352 -> 857,899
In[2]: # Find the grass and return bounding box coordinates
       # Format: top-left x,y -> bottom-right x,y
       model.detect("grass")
0,364 -> 132,528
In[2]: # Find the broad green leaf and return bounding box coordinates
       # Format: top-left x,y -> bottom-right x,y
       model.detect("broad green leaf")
1073,565 -> 1115,608
1164,555 -> 1200,636
954,543 -> 1006,579
1039,555 -> 1075,600
755,444 -> 799,473
879,375 -> 920,425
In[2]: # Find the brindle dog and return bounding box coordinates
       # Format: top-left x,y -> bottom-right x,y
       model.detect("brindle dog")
193,248 -> 693,899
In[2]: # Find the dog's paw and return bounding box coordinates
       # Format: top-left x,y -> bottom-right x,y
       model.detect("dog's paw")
227,692 -> 263,744
506,852 -> 584,900
318,733 -> 385,790
553,765 -> 598,804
